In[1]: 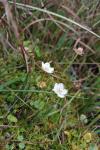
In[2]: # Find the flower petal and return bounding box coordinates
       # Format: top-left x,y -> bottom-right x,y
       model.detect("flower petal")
62,89 -> 68,95
53,83 -> 68,98
58,83 -> 64,89
57,93 -> 66,98
42,62 -> 54,74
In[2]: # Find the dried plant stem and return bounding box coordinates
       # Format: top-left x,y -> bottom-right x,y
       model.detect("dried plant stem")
8,1 -> 100,39
0,0 -> 29,72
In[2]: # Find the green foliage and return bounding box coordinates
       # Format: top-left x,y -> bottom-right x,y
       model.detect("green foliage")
30,100 -> 45,110
34,46 -> 42,58
18,143 -> 25,150
89,143 -> 98,150
7,114 -> 18,123
0,0 -> 99,149
17,135 -> 24,142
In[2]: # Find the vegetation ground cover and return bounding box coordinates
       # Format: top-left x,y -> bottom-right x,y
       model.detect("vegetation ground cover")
0,0 -> 100,149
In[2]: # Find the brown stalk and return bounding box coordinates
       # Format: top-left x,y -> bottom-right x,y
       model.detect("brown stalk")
0,0 -> 29,72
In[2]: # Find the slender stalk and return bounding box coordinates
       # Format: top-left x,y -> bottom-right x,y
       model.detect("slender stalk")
8,1 -> 100,38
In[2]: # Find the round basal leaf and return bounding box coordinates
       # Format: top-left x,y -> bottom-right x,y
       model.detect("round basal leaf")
19,143 -> 25,149
7,114 -> 17,123
17,135 -> 24,142
83,132 -> 92,143
32,100 -> 45,110
89,143 -> 98,150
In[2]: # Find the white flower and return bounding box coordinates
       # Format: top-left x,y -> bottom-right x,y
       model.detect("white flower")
80,114 -> 88,124
42,62 -> 54,74
52,83 -> 68,98
74,47 -> 84,56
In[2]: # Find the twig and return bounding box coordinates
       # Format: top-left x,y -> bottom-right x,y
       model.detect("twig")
8,1 -> 100,38
0,0 -> 29,72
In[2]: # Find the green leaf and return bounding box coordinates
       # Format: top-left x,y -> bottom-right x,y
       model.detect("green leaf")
89,143 -> 98,150
19,143 -> 25,149
34,46 -> 41,58
31,100 -> 45,110
17,135 -> 24,142
23,40 -> 31,47
7,114 -> 17,123
55,33 -> 66,50
6,144 -> 14,150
